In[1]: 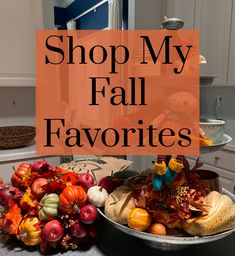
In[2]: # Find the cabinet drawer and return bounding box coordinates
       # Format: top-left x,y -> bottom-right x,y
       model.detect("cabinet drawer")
0,156 -> 60,182
188,149 -> 235,173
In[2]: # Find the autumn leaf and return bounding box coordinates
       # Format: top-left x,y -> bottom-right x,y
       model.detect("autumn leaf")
20,187 -> 37,209
2,202 -> 22,235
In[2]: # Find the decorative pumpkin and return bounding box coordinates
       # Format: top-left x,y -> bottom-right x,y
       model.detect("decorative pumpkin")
39,193 -> 59,220
11,163 -> 31,189
127,208 -> 152,231
59,185 -> 87,215
87,185 -> 108,207
18,217 -> 41,246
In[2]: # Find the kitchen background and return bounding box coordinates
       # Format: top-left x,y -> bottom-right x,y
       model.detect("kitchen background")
0,0 -> 234,192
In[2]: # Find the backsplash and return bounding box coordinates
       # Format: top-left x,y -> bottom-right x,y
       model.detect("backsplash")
0,87 -> 35,126
200,86 -> 235,121
0,86 -> 234,125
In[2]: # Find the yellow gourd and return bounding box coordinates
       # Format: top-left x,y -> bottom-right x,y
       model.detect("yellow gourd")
18,217 -> 41,246
127,208 -> 152,231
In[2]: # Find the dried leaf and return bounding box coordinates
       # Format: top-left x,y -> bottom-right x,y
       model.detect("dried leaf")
2,202 -> 22,235
138,190 -> 146,208
20,187 -> 37,209
182,156 -> 190,172
192,158 -> 204,171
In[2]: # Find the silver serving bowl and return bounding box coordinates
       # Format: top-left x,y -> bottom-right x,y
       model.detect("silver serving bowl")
99,188 -> 235,251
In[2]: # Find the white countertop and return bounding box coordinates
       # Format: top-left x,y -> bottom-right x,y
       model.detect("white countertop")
0,140 -> 40,162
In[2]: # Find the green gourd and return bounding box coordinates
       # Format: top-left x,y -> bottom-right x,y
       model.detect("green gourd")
39,193 -> 59,220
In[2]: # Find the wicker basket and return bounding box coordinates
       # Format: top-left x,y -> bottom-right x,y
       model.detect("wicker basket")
0,126 -> 36,149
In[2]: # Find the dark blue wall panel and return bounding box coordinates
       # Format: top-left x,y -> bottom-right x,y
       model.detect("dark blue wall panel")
123,0 -> 128,29
67,0 -> 103,20
76,2 -> 108,29
54,6 -> 68,27
54,0 -> 125,30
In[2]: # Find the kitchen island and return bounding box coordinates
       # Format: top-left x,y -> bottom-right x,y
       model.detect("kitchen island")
0,218 -> 234,256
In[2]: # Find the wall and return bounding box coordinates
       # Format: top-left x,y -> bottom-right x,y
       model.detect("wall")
0,88 -> 35,127
200,86 -> 235,121
128,0 -> 166,29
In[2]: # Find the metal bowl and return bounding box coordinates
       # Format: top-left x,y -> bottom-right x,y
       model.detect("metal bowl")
161,18 -> 184,30
99,188 -> 235,251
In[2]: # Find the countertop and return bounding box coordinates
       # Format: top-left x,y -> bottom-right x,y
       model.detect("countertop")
0,218 -> 234,256
0,141 -> 37,162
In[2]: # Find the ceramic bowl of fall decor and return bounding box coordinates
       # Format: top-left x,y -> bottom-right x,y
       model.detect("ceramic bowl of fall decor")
200,134 -> 232,154
0,126 -> 35,149
200,119 -> 225,144
99,188 -> 235,251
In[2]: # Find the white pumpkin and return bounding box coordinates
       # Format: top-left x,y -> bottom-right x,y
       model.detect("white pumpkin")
87,185 -> 108,207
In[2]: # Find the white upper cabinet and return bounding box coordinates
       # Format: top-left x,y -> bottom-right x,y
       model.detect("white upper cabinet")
194,0 -> 232,86
0,0 -> 54,87
166,0 -> 233,86
228,1 -> 235,86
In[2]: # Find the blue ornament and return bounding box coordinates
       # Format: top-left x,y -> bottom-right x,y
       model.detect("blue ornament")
152,167 -> 177,190
152,172 -> 164,190
165,167 -> 177,183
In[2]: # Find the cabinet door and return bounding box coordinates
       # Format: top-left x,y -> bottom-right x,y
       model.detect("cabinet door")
0,0 -> 44,87
167,0 -> 232,86
228,0 -> 235,86
194,0 -> 232,85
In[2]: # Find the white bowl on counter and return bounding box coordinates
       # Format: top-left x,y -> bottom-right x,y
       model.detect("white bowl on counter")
200,119 -> 225,144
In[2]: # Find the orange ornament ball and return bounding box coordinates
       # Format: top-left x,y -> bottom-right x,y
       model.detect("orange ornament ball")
127,208 -> 152,231
148,223 -> 166,236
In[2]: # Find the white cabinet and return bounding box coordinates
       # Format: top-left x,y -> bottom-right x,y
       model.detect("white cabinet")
166,0 -> 232,86
194,0 -> 232,86
0,0 -> 54,87
228,1 -> 235,86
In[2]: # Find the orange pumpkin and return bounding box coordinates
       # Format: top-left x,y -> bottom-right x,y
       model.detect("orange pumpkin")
11,163 -> 31,189
59,185 -> 87,215
127,208 -> 152,231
